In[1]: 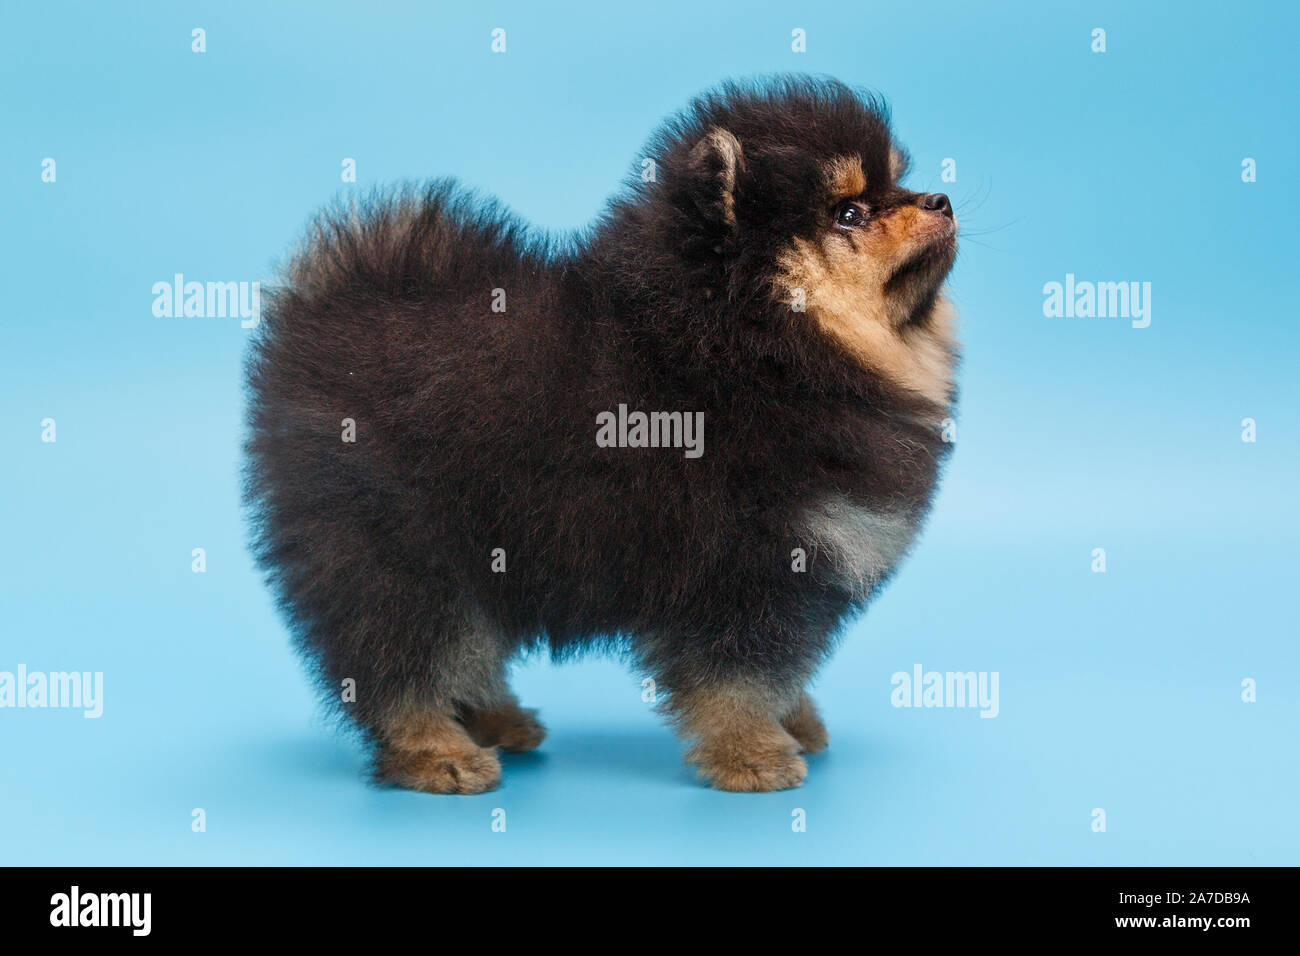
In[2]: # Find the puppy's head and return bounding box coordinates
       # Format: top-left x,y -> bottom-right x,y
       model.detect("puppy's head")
651,77 -> 958,406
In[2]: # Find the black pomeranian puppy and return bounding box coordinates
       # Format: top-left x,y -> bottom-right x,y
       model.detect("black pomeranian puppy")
245,76 -> 958,793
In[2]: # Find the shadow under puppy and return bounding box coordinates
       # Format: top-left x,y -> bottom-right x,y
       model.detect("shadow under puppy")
245,76 -> 959,793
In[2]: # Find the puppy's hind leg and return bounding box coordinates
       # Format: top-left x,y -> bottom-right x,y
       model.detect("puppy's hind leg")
459,689 -> 546,753
373,608 -> 519,795
440,619 -> 546,753
376,707 -> 502,795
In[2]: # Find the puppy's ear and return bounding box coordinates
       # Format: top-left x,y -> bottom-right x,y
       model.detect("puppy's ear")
889,146 -> 911,182
684,127 -> 744,230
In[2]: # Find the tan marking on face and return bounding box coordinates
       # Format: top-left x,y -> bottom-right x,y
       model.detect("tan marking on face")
774,205 -> 958,407
824,155 -> 867,198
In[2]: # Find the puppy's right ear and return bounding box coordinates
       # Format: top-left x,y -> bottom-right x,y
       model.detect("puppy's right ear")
683,127 -> 744,231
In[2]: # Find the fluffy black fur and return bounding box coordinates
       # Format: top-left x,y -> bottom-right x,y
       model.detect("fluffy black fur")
244,75 -> 957,790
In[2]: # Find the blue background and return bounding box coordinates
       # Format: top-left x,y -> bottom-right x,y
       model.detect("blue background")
2,0 -> 1296,865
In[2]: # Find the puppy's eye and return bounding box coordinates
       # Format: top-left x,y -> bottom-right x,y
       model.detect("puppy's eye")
834,200 -> 869,228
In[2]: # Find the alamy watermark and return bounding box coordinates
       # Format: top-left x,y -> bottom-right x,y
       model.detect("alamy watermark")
50,886 -> 150,936
891,664 -> 999,718
596,404 -> 704,459
152,273 -> 261,328
1042,273 -> 1151,328
0,665 -> 103,718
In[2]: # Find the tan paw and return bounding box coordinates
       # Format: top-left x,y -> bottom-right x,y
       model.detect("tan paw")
377,746 -> 502,794
688,736 -> 808,792
782,696 -> 830,754
463,705 -> 547,752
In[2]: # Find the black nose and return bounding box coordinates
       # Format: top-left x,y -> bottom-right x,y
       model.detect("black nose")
920,193 -> 952,218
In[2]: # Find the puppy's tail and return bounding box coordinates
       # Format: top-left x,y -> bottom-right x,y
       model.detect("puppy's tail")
280,179 -> 533,305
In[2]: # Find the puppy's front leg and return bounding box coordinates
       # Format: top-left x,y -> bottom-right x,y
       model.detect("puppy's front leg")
781,690 -> 830,754
671,680 -> 807,792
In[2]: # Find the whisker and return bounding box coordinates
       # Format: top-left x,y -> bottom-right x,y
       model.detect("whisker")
959,218 -> 1021,238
